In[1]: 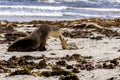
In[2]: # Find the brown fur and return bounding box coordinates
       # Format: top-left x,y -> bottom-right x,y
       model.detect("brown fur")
7,24 -> 68,52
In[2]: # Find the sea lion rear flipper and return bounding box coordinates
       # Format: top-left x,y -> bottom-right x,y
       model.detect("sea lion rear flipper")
8,38 -> 38,51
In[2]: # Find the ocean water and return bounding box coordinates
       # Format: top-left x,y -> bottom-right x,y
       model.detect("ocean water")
0,0 -> 120,21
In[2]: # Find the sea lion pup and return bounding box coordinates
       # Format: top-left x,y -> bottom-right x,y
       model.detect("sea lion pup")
7,24 -> 68,52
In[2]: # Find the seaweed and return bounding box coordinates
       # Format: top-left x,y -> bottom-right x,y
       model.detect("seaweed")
9,69 -> 31,76
59,74 -> 79,80
36,60 -> 47,69
56,60 -> 67,66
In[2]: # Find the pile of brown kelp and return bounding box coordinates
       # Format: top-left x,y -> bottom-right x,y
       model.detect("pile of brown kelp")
0,18 -> 120,43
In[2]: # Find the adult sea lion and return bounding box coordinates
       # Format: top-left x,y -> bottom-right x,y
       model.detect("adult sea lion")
7,24 -> 68,51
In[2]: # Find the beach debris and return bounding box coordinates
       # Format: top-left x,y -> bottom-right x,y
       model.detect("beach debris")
72,67 -> 80,73
90,36 -> 103,40
0,64 -> 11,73
64,54 -> 85,62
4,31 -> 28,41
62,30 -> 91,38
50,53 -> 56,55
107,77 -> 117,80
36,60 -> 47,69
0,53 -> 118,80
41,67 -> 75,77
66,65 -> 73,69
21,55 -> 43,60
56,60 -> 67,66
62,28 -> 120,38
59,74 -> 79,80
0,18 -> 120,28
0,18 -> 120,45
9,69 -> 31,76
72,22 -> 104,29
68,43 -> 78,50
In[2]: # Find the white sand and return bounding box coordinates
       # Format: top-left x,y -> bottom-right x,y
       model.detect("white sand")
0,36 -> 120,80
0,26 -> 120,80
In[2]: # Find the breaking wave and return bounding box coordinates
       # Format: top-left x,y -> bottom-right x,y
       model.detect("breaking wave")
0,0 -> 120,21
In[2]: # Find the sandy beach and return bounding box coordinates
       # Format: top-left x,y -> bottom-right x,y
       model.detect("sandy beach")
0,18 -> 120,80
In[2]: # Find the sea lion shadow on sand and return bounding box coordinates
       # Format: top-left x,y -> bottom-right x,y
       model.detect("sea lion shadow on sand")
7,24 -> 68,52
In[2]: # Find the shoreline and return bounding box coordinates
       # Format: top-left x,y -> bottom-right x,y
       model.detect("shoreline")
0,17 -> 120,28
0,16 -> 120,22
